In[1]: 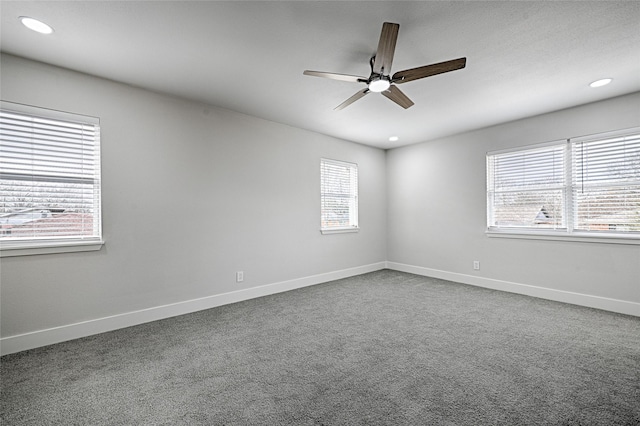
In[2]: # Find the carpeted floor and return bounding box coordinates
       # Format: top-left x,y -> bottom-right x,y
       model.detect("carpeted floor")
2,270 -> 639,425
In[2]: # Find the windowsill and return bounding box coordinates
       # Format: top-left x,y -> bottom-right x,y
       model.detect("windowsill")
486,229 -> 640,245
0,239 -> 105,257
320,227 -> 360,235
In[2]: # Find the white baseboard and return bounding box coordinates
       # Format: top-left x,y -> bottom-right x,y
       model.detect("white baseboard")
387,262 -> 640,317
0,262 -> 386,356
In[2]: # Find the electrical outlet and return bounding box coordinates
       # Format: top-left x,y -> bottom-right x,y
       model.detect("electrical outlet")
236,271 -> 244,282
473,261 -> 480,271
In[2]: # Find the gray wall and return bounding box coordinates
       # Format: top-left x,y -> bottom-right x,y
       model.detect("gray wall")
387,92 -> 640,304
0,54 -> 387,338
1,53 -> 638,344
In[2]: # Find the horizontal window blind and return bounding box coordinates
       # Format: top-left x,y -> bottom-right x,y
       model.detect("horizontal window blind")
487,143 -> 565,229
0,103 -> 101,244
572,131 -> 640,233
487,127 -> 640,240
321,158 -> 358,231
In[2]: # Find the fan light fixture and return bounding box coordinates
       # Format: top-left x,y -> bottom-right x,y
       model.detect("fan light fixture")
589,78 -> 612,88
303,22 -> 467,110
368,78 -> 390,93
20,16 -> 53,34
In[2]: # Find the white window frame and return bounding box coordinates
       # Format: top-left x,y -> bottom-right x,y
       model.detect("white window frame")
0,101 -> 104,257
320,158 -> 359,234
487,127 -> 640,245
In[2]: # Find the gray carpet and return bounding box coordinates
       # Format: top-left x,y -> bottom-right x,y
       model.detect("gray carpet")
2,270 -> 639,425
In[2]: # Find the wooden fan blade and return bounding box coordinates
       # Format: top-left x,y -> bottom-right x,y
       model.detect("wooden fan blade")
335,89 -> 369,110
303,70 -> 367,83
392,57 -> 467,84
372,22 -> 399,75
382,85 -> 414,109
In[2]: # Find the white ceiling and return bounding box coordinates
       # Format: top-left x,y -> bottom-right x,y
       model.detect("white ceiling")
1,1 -> 639,149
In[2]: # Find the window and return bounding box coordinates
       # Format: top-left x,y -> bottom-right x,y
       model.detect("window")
0,101 -> 102,256
572,132 -> 640,233
320,158 -> 358,234
487,142 -> 566,230
487,128 -> 640,243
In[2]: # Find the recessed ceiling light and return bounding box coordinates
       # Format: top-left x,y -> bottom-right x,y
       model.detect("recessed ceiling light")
19,16 -> 54,34
589,78 -> 612,88
389,136 -> 399,142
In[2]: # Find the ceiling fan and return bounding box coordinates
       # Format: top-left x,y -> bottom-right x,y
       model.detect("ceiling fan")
303,22 -> 466,110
